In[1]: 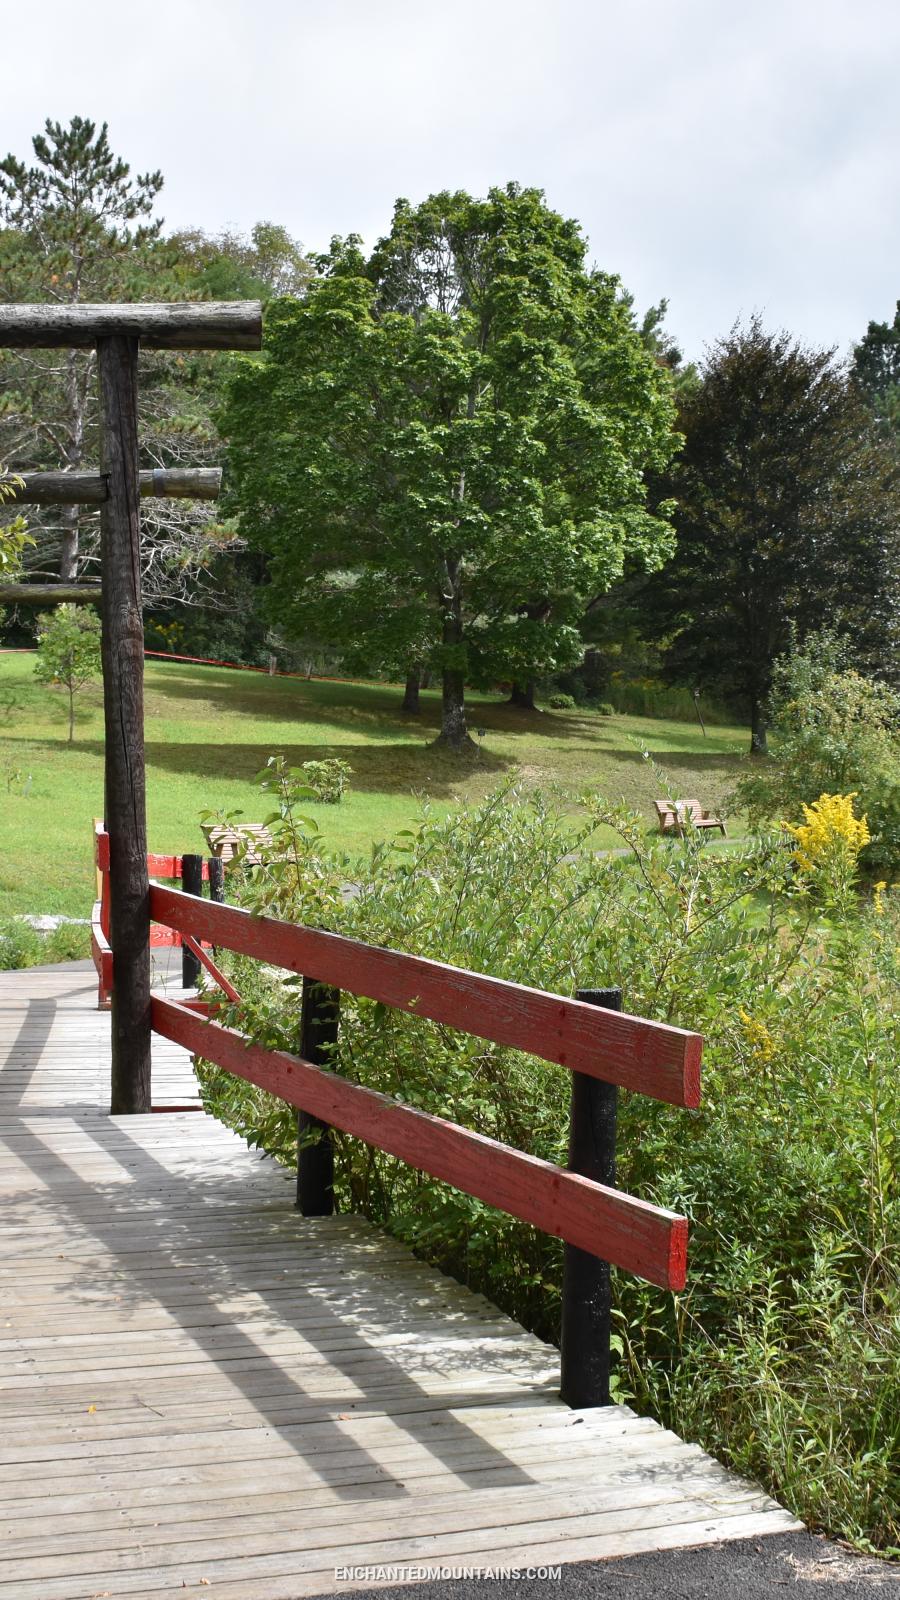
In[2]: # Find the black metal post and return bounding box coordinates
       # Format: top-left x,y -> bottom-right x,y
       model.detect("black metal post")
560,985 -> 622,1408
297,976 -> 340,1216
181,853 -> 204,989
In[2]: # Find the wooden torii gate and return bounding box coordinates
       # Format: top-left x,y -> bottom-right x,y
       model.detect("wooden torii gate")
0,302 -> 262,1112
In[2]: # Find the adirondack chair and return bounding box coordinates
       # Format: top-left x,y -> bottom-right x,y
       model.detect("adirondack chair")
654,798 -> 727,837
201,822 -> 274,864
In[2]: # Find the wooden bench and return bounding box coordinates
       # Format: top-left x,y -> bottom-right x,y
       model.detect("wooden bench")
654,798 -> 727,837
200,822 -> 274,864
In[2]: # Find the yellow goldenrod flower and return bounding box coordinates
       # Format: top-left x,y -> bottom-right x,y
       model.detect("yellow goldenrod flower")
784,793 -> 870,876
738,1006 -> 776,1064
873,881 -> 887,916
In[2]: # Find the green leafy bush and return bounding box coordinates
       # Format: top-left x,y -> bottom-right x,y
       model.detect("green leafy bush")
300,757 -> 352,803
595,701 -> 615,717
734,635 -> 900,875
0,919 -> 89,969
0,919 -> 42,969
198,777 -> 899,1552
546,692 -> 576,710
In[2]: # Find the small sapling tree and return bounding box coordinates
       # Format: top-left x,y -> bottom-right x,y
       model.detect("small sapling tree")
34,604 -> 101,743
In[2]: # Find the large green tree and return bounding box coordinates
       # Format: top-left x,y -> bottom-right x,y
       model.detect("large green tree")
642,320 -> 900,751
223,185 -> 678,748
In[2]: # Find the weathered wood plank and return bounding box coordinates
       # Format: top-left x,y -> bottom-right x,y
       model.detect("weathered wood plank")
7,467 -> 222,503
0,962 -> 795,1598
0,301 -> 262,350
0,582 -> 103,604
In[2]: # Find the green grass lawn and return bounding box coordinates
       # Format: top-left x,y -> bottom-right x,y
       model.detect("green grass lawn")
0,653 -> 752,918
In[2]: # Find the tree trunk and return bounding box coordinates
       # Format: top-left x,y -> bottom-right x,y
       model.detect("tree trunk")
508,679 -> 536,710
68,684 -> 75,744
401,669 -> 421,714
59,348 -> 87,581
750,696 -> 768,756
58,504 -> 80,582
434,561 -> 474,751
439,665 -> 470,750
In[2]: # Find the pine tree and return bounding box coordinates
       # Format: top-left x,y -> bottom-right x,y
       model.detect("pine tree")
644,320 -> 900,750
0,117 -> 167,579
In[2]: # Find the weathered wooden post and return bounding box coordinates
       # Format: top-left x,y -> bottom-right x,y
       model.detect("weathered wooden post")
207,855 -> 226,906
560,986 -> 622,1408
180,855 -> 205,989
97,332 -> 152,1110
0,302 -> 261,1112
297,977 -> 340,1216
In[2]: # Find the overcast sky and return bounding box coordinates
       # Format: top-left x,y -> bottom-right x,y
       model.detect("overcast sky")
4,0 -> 898,361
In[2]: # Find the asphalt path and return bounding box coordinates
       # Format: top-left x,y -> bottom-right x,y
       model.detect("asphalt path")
323,1533 -> 898,1600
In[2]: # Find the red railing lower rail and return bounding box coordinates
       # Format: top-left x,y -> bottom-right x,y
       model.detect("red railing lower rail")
152,992 -> 688,1290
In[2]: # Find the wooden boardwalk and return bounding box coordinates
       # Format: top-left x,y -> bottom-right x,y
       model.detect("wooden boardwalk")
0,962 -> 799,1599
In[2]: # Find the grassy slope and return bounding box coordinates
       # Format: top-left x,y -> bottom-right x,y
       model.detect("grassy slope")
0,653 -> 751,917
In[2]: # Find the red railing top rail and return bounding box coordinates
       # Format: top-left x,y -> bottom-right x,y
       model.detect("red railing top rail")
149,883 -> 702,1108
94,821 -> 209,882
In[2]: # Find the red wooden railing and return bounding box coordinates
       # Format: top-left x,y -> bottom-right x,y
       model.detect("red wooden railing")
91,820 -> 211,1007
91,826 -> 703,1399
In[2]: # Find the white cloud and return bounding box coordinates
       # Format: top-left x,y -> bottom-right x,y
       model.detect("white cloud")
4,0 -> 899,358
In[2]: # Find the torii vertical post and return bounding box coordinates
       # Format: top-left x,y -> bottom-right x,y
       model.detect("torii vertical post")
0,302 -> 262,1111
98,335 -> 150,1111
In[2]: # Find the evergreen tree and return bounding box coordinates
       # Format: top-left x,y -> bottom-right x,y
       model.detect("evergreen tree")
852,301 -> 900,439
0,117 -> 168,579
644,320 -> 900,751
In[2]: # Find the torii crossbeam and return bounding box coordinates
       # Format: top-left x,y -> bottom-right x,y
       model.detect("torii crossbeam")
0,302 -> 262,1112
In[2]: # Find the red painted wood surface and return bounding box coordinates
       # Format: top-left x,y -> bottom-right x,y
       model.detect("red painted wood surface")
150,885 -> 701,1107
147,852 -> 210,881
90,902 -> 113,1009
94,823 -> 110,873
95,824 -> 209,883
152,994 -> 688,1289
180,934 -> 242,1003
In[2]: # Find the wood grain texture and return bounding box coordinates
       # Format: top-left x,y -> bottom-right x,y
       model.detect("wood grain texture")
0,301 -> 262,349
149,885 -> 702,1106
7,467 -> 222,503
0,582 -> 103,604
0,963 -> 796,1600
98,336 -> 151,1112
152,995 -> 688,1289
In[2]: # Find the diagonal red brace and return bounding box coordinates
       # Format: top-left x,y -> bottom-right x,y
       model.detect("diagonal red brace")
180,934 -> 242,1004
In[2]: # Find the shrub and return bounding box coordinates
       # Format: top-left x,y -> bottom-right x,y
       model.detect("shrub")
546,691 -> 576,710
0,919 -> 89,969
300,757 -> 352,803
0,919 -> 43,969
198,775 -> 899,1552
735,635 -> 900,875
595,701 -> 615,717
45,922 -> 90,962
